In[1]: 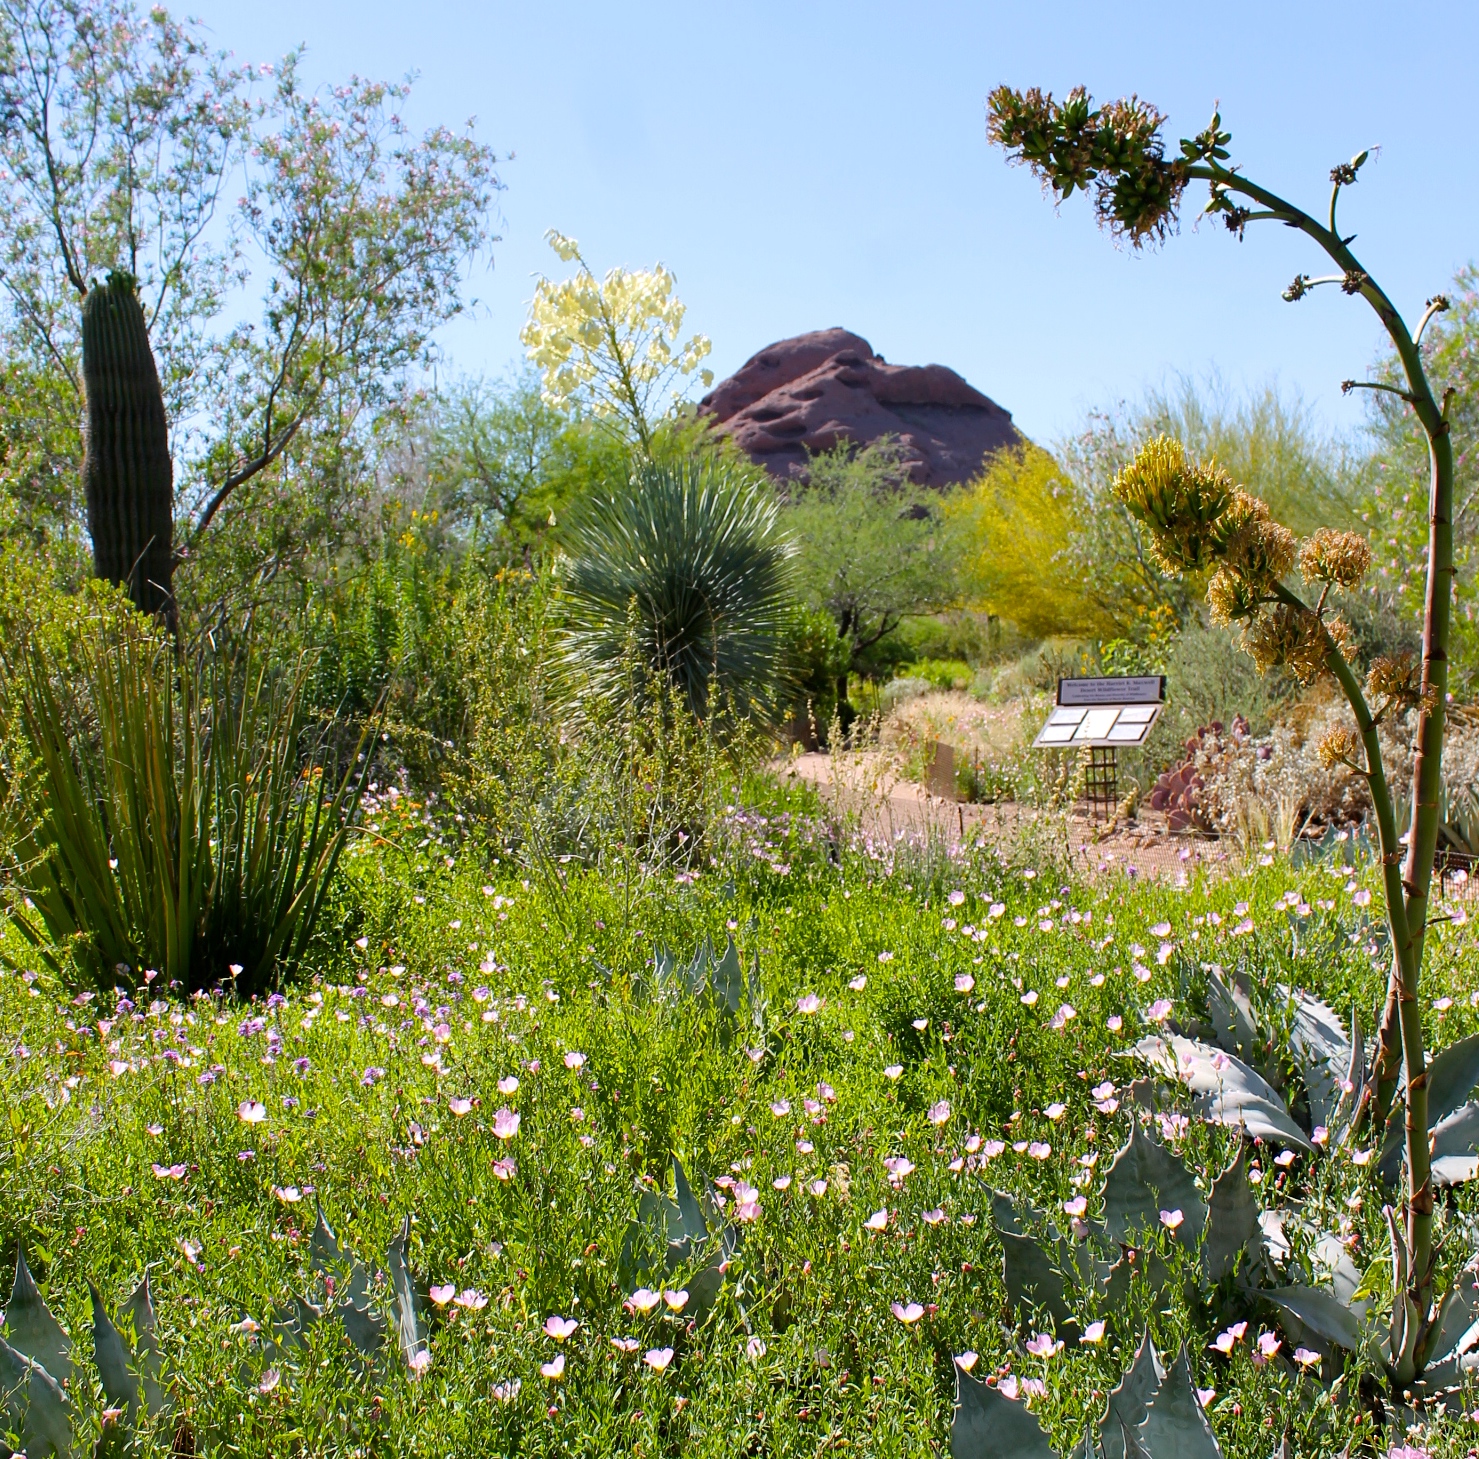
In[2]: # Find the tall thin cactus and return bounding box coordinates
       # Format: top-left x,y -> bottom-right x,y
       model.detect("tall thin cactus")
81,272 -> 175,624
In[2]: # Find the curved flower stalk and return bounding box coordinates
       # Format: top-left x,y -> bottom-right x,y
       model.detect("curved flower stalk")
988,85 -> 1456,1381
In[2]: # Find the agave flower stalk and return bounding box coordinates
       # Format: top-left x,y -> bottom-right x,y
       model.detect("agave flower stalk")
988,86 -> 1453,1371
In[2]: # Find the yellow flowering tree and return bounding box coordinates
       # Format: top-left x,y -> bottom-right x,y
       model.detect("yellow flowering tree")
948,443 -> 1113,639
520,231 -> 713,453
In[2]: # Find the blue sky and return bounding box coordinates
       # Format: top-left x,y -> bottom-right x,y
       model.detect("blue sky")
204,0 -> 1479,446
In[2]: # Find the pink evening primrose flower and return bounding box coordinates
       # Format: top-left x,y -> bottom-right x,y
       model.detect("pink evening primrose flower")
922,1207 -> 947,1225
1107,1015 -> 1123,1032
927,1101 -> 951,1126
540,1354 -> 566,1380
492,1108 -> 521,1139
564,1051 -> 586,1070
449,1097 -> 473,1116
1027,1142 -> 1051,1160
1160,1208 -> 1185,1231
864,1209 -> 889,1231
955,1350 -> 979,1371
544,1315 -> 578,1340
455,1290 -> 488,1310
1292,1347 -> 1321,1369
848,975 -> 867,991
1254,1331 -> 1281,1363
644,1346 -> 674,1372
1146,999 -> 1174,1024
497,1076 -> 519,1094
1080,1321 -> 1106,1344
955,974 -> 976,993
1025,1332 -> 1062,1358
429,1284 -> 455,1306
238,1100 -> 267,1123
797,993 -> 822,1014
891,1301 -> 925,1325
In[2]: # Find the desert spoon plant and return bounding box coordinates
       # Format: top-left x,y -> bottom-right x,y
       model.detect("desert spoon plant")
988,86 -> 1458,1386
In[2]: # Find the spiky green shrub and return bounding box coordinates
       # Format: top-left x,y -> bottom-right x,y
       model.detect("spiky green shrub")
560,458 -> 794,723
2,612 -> 366,996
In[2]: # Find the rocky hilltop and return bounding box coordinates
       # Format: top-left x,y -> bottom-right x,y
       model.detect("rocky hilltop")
699,327 -> 1020,487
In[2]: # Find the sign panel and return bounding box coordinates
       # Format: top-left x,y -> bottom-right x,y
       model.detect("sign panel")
1057,676 -> 1165,706
1033,677 -> 1166,749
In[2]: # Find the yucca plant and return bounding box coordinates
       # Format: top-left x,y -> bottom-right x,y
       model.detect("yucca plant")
987,86 -> 1457,1390
3,612 -> 367,997
560,458 -> 795,723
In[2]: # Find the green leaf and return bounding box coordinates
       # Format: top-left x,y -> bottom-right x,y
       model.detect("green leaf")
1138,1348 -> 1221,1459
1261,1285 -> 1362,1349
1206,968 -> 1261,1060
1203,1142 -> 1259,1283
386,1215 -> 426,1373
1132,1034 -> 1312,1151
711,935 -> 744,1015
1283,987 -> 1350,1133
951,1363 -> 1058,1459
1101,1122 -> 1206,1249
0,1333 -> 73,1458
122,1277 -> 165,1417
2,1246 -> 73,1387
1099,1328 -> 1164,1459
309,1203 -> 385,1355
89,1283 -> 141,1425
1000,1229 -> 1077,1334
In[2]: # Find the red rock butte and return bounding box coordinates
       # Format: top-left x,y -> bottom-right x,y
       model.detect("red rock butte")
698,328 -> 1021,488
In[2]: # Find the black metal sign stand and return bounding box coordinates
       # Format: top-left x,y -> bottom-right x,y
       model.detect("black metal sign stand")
1085,746 -> 1117,823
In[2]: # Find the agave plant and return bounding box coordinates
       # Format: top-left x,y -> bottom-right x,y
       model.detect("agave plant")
0,1209 -> 430,1457
2,612 -> 368,997
618,1157 -> 741,1324
989,82 -> 1460,1388
560,458 -> 795,723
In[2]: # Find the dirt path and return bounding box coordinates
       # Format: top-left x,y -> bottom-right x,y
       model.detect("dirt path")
780,750 -> 1235,881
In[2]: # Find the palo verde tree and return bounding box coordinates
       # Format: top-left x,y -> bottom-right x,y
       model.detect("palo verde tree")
988,86 -> 1459,1388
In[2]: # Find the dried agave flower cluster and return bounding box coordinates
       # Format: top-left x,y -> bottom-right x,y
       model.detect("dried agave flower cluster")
1112,436 -> 1364,686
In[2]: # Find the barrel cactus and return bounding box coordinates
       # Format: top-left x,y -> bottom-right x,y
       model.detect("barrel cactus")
81,272 -> 175,623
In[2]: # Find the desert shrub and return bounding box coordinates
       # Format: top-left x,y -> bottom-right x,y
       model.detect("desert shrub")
561,457 -> 794,724
879,676 -> 931,714
777,603 -> 851,743
909,658 -> 974,691
456,565 -> 765,888
2,611 -> 365,996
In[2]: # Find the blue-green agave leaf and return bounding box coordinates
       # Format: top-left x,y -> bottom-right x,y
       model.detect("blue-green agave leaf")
1132,1034 -> 1312,1152
0,1333 -> 73,1457
1138,1348 -> 1220,1459
1099,1328 -> 1164,1459
122,1277 -> 165,1417
1203,1142 -> 1260,1283
711,935 -> 744,1015
1101,1121 -> 1206,1248
1261,1285 -> 1361,1350
89,1284 -> 140,1424
950,1362 -> 1057,1459
2,1247 -> 73,1387
386,1216 -> 426,1373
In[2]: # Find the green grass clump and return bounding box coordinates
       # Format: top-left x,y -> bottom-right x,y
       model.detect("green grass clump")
5,796 -> 1479,1455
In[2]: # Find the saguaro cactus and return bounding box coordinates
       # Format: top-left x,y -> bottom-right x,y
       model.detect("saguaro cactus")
81,272 -> 175,623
